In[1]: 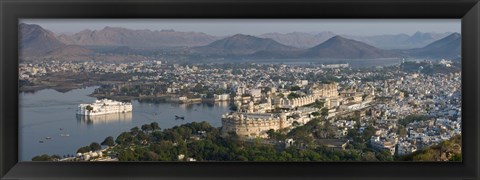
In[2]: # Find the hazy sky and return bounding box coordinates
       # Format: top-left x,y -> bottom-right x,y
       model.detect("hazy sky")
20,19 -> 460,36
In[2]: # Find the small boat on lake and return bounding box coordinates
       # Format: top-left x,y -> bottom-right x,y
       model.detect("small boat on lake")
175,115 -> 185,120
39,140 -> 44,143
45,137 -> 52,140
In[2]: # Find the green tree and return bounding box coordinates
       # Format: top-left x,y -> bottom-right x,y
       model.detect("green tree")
315,121 -> 335,139
292,121 -> 301,127
144,151 -> 160,161
376,150 -> 394,161
77,146 -> 92,153
32,154 -> 61,161
116,132 -> 133,145
229,103 -> 238,111
85,105 -> 93,111
206,92 -> 214,99
101,136 -> 115,147
192,83 -> 204,92
397,125 -> 408,138
266,129 -> 277,140
141,124 -> 153,133
32,154 -> 50,161
450,153 -> 462,161
89,142 -> 102,151
215,89 -> 225,95
363,125 -> 376,141
136,131 -> 150,144
130,126 -> 141,135
321,108 -> 329,117
362,152 -> 379,161
118,150 -> 137,161
150,122 -> 161,131
290,86 -> 301,91
287,93 -> 301,100
347,129 -> 359,139
398,114 -> 430,126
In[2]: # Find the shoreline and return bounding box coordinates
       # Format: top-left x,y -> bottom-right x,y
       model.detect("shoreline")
21,87 -> 232,161
20,81 -> 102,93
89,93 -> 231,105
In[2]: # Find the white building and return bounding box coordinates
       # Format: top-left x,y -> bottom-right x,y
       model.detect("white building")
321,63 -> 349,69
397,141 -> 417,156
250,89 -> 262,98
77,99 -> 133,116
214,94 -> 230,101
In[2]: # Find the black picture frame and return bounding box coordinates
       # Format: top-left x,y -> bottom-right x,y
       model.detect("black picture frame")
1,0 -> 479,179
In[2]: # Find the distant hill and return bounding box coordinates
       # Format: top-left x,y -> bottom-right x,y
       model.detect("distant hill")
260,31 -> 336,48
344,32 -> 451,50
405,31 -> 451,45
19,23 -> 66,57
301,36 -> 401,59
58,26 -> 219,48
96,46 -> 139,55
401,32 -> 461,59
344,34 -> 410,49
193,35 -> 404,59
44,45 -> 94,61
260,32 -> 450,50
192,34 -> 299,56
194,35 -> 405,59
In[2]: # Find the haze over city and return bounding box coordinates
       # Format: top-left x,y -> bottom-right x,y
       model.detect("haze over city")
21,19 -> 460,36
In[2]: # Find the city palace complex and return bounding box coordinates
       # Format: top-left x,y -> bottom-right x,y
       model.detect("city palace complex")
222,82 -> 341,138
19,59 -> 462,157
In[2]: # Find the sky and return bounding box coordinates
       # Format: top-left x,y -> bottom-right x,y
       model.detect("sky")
20,19 -> 460,36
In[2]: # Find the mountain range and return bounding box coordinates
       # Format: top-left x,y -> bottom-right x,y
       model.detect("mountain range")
57,26 -> 219,48
19,23 -> 66,57
400,32 -> 461,59
259,32 -> 336,48
301,36 -> 400,59
343,32 -> 452,50
261,31 -> 451,49
192,34 -> 300,56
19,23 -> 461,62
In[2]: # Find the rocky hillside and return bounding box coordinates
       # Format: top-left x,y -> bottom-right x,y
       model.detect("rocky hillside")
398,135 -> 462,161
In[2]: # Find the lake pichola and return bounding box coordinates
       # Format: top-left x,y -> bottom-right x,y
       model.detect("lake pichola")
19,86 -> 230,161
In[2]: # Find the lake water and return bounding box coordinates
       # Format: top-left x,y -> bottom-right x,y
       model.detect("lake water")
19,86 -> 230,161
254,58 -> 404,68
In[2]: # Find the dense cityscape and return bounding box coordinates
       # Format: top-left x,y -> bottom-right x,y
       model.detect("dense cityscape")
21,58 -> 462,162
18,19 -> 461,162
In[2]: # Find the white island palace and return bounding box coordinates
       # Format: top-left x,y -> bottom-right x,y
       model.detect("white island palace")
76,99 -> 133,116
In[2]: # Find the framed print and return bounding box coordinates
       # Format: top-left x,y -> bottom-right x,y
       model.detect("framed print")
1,0 -> 480,179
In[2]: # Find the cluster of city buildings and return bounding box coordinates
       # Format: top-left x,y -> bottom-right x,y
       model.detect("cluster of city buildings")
363,71 -> 461,155
396,117 -> 461,156
20,59 -> 461,157
19,60 -> 165,81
